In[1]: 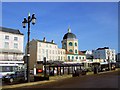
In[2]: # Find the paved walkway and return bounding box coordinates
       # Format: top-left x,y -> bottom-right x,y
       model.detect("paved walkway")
1,69 -> 119,89
1,74 -> 72,89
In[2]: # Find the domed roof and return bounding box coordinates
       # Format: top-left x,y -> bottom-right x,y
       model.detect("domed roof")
63,27 -> 76,39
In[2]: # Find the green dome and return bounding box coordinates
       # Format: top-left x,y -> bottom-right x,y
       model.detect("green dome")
63,33 -> 76,39
63,27 -> 76,39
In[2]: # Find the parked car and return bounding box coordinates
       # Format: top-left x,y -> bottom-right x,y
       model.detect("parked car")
3,71 -> 26,84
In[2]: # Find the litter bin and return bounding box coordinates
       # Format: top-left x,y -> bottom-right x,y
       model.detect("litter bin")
94,67 -> 98,74
72,70 -> 80,77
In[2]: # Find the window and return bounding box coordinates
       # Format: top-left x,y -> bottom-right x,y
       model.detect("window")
69,49 -> 73,52
46,50 -> 48,58
58,51 -> 60,54
58,56 -> 60,60
4,53 -> 8,60
39,55 -> 41,60
39,43 -> 41,47
75,42 -> 77,46
75,50 -> 77,53
13,53 -> 17,60
14,37 -> 18,41
14,43 -> 18,49
4,42 -> 9,48
69,42 -> 73,46
42,49 -> 44,54
5,35 -> 9,40
39,49 -> 41,53
79,57 -> 81,59
68,56 -> 70,61
72,56 -> 74,60
2,66 -> 12,72
76,56 -> 78,59
83,57 -> 84,59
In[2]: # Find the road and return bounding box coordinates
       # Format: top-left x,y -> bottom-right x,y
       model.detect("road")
2,70 -> 120,89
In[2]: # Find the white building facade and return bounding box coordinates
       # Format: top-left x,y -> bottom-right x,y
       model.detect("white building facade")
81,50 -> 93,59
92,47 -> 116,62
0,27 -> 24,72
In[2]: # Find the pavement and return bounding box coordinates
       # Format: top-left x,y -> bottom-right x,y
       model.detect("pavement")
1,74 -> 72,89
1,68 -> 119,89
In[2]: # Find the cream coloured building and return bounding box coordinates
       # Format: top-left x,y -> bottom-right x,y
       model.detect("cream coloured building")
28,38 -> 65,69
28,27 -> 86,69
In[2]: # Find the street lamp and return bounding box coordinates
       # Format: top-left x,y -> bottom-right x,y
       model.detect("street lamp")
107,50 -> 111,71
22,13 -> 36,82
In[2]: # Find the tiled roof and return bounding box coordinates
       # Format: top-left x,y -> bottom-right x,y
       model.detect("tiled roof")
66,51 -> 74,54
66,50 -> 85,55
0,27 -> 24,35
78,51 -> 85,55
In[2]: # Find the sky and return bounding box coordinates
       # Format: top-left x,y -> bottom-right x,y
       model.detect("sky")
2,2 -> 118,53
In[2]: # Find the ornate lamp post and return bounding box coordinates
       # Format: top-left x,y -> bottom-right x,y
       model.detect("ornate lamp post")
22,13 -> 36,82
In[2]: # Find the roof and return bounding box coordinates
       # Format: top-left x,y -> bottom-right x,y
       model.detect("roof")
78,51 -> 85,55
66,51 -> 74,54
97,47 -> 109,50
63,27 -> 76,39
81,51 -> 87,54
66,50 -> 85,55
63,32 -> 76,39
36,39 -> 57,45
0,27 -> 24,35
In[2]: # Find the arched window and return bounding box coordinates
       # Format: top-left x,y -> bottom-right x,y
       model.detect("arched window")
75,50 -> 77,54
68,56 -> 70,61
69,42 -> 73,46
69,49 -> 73,52
75,42 -> 77,46
72,56 -> 74,60
76,56 -> 78,59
